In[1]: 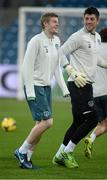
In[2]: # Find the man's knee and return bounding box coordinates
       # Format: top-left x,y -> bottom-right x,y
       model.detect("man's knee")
100,118 -> 107,131
43,118 -> 53,129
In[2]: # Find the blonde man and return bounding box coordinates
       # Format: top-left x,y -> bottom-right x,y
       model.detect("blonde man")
14,12 -> 72,169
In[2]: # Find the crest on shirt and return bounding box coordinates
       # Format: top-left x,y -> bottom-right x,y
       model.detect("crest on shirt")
44,46 -> 48,53
55,44 -> 59,49
88,100 -> 94,107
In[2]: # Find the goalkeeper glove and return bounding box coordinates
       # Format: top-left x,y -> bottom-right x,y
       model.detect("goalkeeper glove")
65,65 -> 87,88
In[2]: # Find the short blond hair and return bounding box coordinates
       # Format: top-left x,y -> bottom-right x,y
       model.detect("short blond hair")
40,12 -> 59,29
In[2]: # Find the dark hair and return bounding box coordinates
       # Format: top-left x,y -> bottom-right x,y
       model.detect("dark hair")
99,28 -> 107,42
84,6 -> 100,19
40,12 -> 59,29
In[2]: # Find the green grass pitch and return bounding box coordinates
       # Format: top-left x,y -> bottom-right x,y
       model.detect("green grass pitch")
0,98 -> 107,179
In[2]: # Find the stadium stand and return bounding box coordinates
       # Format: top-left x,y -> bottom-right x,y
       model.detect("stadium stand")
1,20 -> 18,64
52,0 -> 107,8
0,0 -> 107,65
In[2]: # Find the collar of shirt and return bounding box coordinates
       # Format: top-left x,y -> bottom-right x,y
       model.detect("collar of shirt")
83,26 -> 96,35
42,31 -> 54,41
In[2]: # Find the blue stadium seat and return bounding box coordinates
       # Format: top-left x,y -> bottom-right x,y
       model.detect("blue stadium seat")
50,0 -> 107,8
0,20 -> 18,64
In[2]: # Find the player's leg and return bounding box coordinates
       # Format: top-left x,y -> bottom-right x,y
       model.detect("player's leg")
27,121 -> 41,161
84,118 -> 107,158
53,83 -> 98,168
15,118 -> 53,169
15,86 -> 52,169
84,95 -> 107,158
90,95 -> 107,138
53,121 -> 79,165
26,119 -> 53,145
53,117 -> 83,168
66,82 -> 98,143
53,115 -> 84,166
59,110 -> 97,167
93,118 -> 107,137
52,82 -> 82,167
52,82 -> 78,166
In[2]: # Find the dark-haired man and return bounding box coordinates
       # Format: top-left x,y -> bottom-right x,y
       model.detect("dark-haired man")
53,7 -> 107,168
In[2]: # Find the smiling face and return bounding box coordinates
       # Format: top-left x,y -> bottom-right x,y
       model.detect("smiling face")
41,13 -> 59,38
84,14 -> 99,33
44,16 -> 59,35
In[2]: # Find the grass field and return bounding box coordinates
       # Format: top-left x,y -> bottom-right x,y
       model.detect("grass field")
0,98 -> 107,179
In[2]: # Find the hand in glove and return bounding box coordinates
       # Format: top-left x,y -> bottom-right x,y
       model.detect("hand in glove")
65,65 -> 87,88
